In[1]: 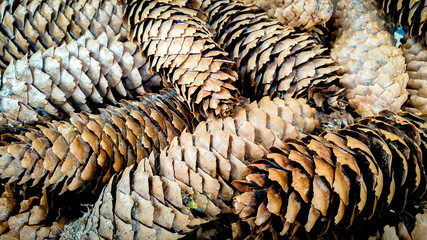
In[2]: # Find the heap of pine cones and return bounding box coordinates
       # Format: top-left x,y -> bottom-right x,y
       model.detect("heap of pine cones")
0,0 -> 426,239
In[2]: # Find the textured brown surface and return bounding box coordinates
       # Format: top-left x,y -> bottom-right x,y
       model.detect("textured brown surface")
199,0 -> 344,113
379,0 -> 427,42
61,96 -> 318,239
233,111 -> 427,237
0,0 -> 127,69
0,33 -> 161,130
369,210 -> 427,240
401,36 -> 427,115
241,0 -> 333,29
0,89 -> 193,238
331,0 -> 408,117
0,184 -> 68,240
122,0 -> 239,120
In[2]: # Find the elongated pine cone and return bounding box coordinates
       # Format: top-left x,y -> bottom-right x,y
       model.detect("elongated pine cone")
0,89 -> 193,238
241,0 -> 333,29
0,0 -> 127,69
61,96 -> 318,239
379,0 -> 427,42
122,0 -> 239,120
401,36 -> 427,115
0,32 -> 161,130
331,0 -> 409,117
233,111 -> 427,237
199,0 -> 344,113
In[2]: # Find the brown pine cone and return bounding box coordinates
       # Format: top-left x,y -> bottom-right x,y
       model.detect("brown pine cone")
368,210 -> 427,240
122,0 -> 240,120
233,111 -> 427,237
331,0 -> 409,117
60,95 -> 318,239
199,0 -> 344,114
0,33 -> 161,130
379,0 -> 427,42
401,36 -> 427,115
0,88 -> 192,193
241,0 -> 333,29
0,184 -> 68,239
0,0 -> 128,69
0,89 -> 193,237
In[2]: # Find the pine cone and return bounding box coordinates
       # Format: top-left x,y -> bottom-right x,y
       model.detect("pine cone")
233,111 -> 427,237
369,210 -> 427,240
60,158 -> 214,240
199,0 -> 344,114
331,0 -> 409,117
0,184 -> 68,239
122,0 -> 240,120
401,36 -> 427,115
0,89 -> 193,236
0,32 -> 161,130
61,95 -> 318,239
0,0 -> 128,69
241,0 -> 333,29
379,0 -> 427,42
0,88 -> 192,193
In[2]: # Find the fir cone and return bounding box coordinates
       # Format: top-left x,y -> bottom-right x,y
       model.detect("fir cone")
0,32 -> 161,130
331,0 -> 409,117
0,0 -> 128,69
199,0 -> 344,114
0,184 -> 68,239
122,0 -> 239,120
233,111 -> 427,237
61,96 -> 319,239
401,36 -> 427,115
241,0 -> 333,29
0,89 -> 193,237
0,88 -> 192,193
369,210 -> 427,240
60,158 -> 213,240
379,0 -> 427,41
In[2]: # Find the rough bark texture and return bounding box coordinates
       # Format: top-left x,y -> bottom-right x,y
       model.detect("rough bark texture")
0,89 -> 193,238
0,0 -> 127,69
401,36 -> 427,115
234,111 -> 427,237
122,0 -> 240,120
199,0 -> 345,115
241,0 -> 333,29
331,0 -> 409,117
379,0 -> 427,42
0,32 -> 162,131
60,96 -> 319,239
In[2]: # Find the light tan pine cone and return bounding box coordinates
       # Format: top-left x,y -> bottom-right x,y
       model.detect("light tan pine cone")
122,0 -> 240,120
199,0 -> 344,114
60,158 -> 211,240
60,96 -> 318,239
233,111 -> 427,237
379,0 -> 427,42
401,36 -> 427,115
0,89 -> 193,238
0,0 -> 128,69
241,0 -> 333,29
331,0 -> 409,117
0,32 -> 161,130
